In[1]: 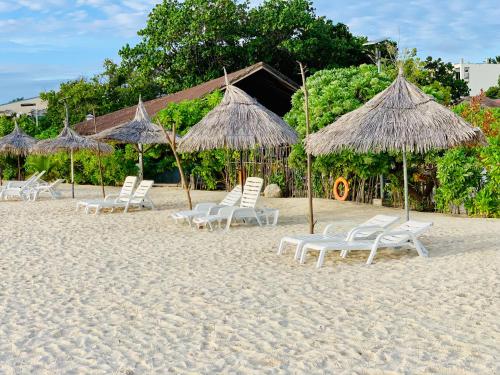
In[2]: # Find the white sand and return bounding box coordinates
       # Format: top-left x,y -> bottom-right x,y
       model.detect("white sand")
0,184 -> 499,374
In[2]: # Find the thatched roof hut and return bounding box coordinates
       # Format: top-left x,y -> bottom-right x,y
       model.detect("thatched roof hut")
305,69 -> 486,220
305,70 -> 485,155
92,97 -> 168,145
32,122 -> 113,154
178,84 -> 298,152
0,120 -> 37,156
0,120 -> 38,179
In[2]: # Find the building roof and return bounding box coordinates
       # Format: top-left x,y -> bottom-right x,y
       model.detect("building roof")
75,62 -> 299,135
0,97 -> 47,116
459,96 -> 500,108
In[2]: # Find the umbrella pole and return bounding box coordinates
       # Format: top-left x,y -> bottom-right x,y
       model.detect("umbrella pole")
239,152 -> 245,192
17,155 -> 22,180
138,143 -> 144,181
70,150 -> 75,198
299,62 -> 315,234
402,146 -> 409,221
93,108 -> 105,198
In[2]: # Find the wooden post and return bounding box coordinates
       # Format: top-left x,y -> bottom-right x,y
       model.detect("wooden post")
70,149 -> 75,199
93,108 -> 106,198
138,143 -> 144,181
299,62 -> 315,234
17,155 -> 22,180
402,146 -> 410,221
163,125 -> 192,210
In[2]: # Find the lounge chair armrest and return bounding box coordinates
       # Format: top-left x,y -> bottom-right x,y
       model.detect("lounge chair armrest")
322,223 -> 338,235
194,202 -> 217,212
346,225 -> 386,241
374,230 -> 414,245
104,194 -> 119,201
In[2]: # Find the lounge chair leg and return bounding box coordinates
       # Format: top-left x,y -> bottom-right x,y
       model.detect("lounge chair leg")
366,244 -> 378,265
294,243 -> 303,260
300,247 -> 308,264
277,240 -> 286,255
316,250 -> 326,268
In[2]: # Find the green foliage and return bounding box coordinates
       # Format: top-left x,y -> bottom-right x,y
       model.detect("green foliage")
434,148 -> 483,213
155,91 -> 225,189
118,0 -> 368,93
436,104 -> 500,217
484,75 -> 500,99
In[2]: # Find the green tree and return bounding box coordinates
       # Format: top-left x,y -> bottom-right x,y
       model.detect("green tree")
118,0 -> 367,94
485,75 -> 500,99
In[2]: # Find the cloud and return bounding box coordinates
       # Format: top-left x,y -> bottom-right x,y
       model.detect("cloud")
316,0 -> 500,63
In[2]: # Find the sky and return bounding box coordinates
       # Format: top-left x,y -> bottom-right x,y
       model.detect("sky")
0,0 -> 499,104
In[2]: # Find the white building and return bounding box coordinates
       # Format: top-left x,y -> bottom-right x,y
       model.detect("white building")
454,59 -> 500,96
0,97 -> 48,117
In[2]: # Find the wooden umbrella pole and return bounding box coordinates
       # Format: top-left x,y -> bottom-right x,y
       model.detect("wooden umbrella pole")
163,127 -> 192,210
17,155 -> 21,180
138,143 -> 144,181
93,109 -> 105,198
70,149 -> 75,198
299,62 -> 315,234
239,151 -> 245,192
402,145 -> 409,221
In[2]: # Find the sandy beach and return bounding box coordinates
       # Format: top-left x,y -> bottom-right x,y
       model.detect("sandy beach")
0,184 -> 499,374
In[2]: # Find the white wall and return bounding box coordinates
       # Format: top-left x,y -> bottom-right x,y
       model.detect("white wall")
454,62 -> 500,96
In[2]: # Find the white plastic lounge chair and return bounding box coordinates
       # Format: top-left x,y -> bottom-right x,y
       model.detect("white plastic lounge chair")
84,180 -> 155,214
301,220 -> 433,267
171,184 -> 242,225
1,171 -> 46,201
30,179 -> 65,200
278,214 -> 400,260
192,177 -> 264,230
1,171 -> 42,190
76,176 -> 137,213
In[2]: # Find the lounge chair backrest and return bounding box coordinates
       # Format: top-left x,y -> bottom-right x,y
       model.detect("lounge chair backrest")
117,176 -> 137,202
219,185 -> 242,206
50,179 -> 65,188
129,180 -> 154,204
26,170 -> 46,188
240,177 -> 263,208
349,214 -> 400,238
383,220 -> 433,244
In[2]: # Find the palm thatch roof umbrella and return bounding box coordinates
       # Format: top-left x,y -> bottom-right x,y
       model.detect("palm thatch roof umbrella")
305,68 -> 486,220
178,71 -> 298,188
32,120 -> 113,198
93,96 -> 170,180
0,120 -> 38,180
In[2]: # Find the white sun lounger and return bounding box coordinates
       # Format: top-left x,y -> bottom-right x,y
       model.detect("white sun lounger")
0,171 -> 46,201
192,177 -> 264,230
30,179 -> 65,200
171,184 -> 242,225
76,176 -> 137,213
84,180 -> 155,214
301,220 -> 433,267
278,214 -> 400,260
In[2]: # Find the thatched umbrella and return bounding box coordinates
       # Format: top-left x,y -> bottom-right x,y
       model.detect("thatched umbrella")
32,119 -> 113,198
93,96 -> 169,180
306,68 -> 485,220
178,71 -> 298,188
0,120 -> 38,180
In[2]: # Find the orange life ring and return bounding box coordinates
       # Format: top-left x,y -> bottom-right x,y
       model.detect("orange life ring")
333,177 -> 349,201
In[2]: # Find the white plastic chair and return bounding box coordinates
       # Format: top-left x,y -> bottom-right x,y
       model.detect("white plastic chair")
278,214 -> 400,260
171,184 -> 242,225
192,177 -> 264,230
1,171 -> 46,201
76,176 -> 137,213
301,220 -> 433,267
84,180 -> 155,214
30,179 -> 65,200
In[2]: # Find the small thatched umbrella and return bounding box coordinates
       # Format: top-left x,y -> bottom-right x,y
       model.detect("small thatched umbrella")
93,96 -> 169,180
178,71 -> 298,188
306,68 -> 485,220
32,120 -> 113,198
0,120 -> 38,180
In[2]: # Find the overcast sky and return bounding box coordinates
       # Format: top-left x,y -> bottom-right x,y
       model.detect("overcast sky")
0,0 -> 498,103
